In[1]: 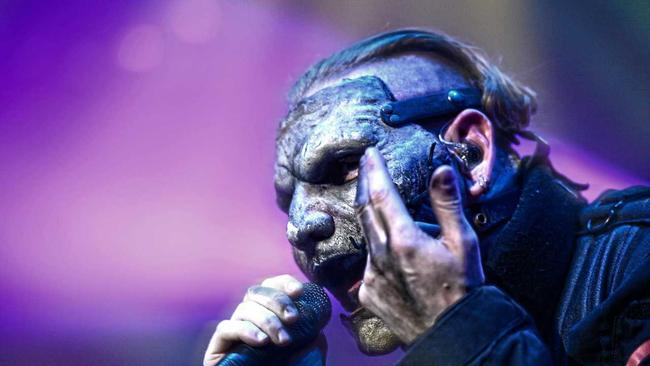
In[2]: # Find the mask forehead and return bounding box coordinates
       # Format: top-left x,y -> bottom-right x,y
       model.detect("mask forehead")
280,75 -> 395,132
276,76 -> 395,169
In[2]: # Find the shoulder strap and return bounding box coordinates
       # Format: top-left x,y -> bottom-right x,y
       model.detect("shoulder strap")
579,186 -> 650,235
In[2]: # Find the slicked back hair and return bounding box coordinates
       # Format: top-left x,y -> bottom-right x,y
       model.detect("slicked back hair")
288,29 -> 537,142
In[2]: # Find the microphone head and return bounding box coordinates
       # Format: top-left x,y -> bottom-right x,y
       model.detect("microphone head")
287,282 -> 331,346
217,282 -> 331,366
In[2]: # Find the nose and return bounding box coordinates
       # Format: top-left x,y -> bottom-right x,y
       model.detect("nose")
287,211 -> 335,250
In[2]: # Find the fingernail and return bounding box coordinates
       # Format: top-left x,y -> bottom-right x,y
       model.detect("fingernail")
284,306 -> 298,320
278,329 -> 292,344
287,282 -> 302,294
433,167 -> 454,188
440,171 -> 454,187
365,146 -> 378,162
256,331 -> 268,342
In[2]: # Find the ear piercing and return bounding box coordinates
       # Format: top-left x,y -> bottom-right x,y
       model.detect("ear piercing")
437,123 -> 483,170
437,122 -> 488,192
455,142 -> 482,170
477,175 -> 489,190
438,137 -> 483,170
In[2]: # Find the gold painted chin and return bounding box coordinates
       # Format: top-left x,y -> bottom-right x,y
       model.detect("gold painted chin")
340,308 -> 402,355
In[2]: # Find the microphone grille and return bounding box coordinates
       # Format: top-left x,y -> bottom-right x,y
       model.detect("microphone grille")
286,282 -> 331,346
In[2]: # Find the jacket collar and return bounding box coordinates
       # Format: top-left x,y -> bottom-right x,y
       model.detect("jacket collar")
480,160 -> 587,342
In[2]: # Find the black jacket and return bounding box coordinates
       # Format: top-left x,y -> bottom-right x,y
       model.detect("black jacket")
398,163 -> 650,365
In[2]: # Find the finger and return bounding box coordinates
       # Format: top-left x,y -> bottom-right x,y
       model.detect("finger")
428,165 -> 471,256
244,285 -> 299,323
364,147 -> 416,237
354,151 -> 370,209
355,161 -> 389,269
364,147 -> 422,264
205,319 -> 268,361
358,205 -> 390,269
232,301 -> 292,345
260,274 -> 304,298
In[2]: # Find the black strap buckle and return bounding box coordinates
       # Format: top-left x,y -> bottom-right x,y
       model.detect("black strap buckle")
380,87 -> 482,127
586,199 -> 625,234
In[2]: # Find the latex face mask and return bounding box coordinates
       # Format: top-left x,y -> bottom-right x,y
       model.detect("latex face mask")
274,75 -> 457,354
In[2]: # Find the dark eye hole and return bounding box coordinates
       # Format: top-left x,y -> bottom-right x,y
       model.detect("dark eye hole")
328,154 -> 361,185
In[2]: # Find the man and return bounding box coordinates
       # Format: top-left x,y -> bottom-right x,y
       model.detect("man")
204,30 -> 650,365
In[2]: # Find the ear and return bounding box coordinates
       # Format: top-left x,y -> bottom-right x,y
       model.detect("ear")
443,108 -> 495,198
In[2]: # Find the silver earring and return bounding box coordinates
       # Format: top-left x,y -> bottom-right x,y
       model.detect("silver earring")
477,175 -> 489,190
438,136 -> 483,171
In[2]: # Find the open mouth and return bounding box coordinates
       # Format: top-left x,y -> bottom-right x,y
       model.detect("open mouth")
312,243 -> 366,313
309,237 -> 401,354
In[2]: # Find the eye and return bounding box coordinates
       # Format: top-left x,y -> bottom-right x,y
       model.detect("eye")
329,154 -> 361,185
340,155 -> 360,182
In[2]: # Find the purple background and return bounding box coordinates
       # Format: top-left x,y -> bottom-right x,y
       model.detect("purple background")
1,1 -> 648,365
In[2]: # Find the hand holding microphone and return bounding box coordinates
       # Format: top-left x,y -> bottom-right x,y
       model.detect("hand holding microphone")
204,275 -> 330,366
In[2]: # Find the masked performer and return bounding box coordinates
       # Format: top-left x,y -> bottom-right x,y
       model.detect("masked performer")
204,30 -> 650,366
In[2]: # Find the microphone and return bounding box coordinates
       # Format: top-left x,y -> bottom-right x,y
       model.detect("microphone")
217,283 -> 331,366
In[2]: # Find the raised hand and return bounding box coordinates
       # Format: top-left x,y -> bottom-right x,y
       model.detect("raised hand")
355,147 -> 485,344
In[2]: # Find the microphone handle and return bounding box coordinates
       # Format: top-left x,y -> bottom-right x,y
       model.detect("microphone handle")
216,342 -> 291,366
217,339 -> 325,366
